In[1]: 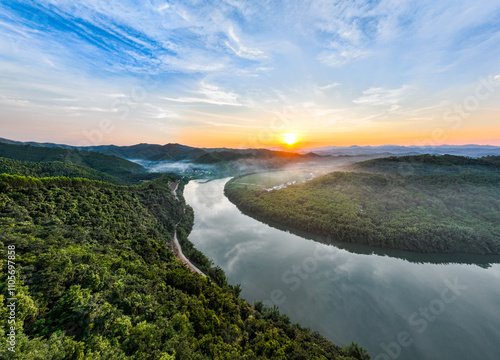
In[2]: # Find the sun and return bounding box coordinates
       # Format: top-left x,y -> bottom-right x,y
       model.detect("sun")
283,133 -> 297,145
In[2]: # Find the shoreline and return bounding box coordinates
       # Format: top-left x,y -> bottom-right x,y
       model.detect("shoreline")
169,179 -> 206,276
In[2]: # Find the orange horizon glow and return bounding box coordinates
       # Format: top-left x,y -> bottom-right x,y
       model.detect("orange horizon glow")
174,124 -> 500,150
3,1 -> 500,158
4,125 -> 500,150
283,133 -> 298,146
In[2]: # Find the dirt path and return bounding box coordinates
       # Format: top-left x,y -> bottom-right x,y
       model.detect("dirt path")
169,179 -> 206,277
169,180 -> 180,200
171,228 -> 206,277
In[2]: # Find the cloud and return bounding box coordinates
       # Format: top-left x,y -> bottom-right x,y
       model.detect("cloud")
320,83 -> 340,90
61,106 -> 116,113
318,45 -> 368,67
159,52 -> 227,73
162,82 -> 246,107
142,103 -> 180,119
353,85 -> 414,106
1,0 -> 500,145
225,26 -> 266,60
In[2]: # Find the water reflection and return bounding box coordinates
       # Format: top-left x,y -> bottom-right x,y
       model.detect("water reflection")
227,195 -> 500,268
185,178 -> 500,360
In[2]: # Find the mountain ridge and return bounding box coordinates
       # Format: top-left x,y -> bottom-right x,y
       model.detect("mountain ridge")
3,137 -> 500,160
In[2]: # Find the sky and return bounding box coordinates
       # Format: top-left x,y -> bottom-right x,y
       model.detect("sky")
1,0 -> 500,149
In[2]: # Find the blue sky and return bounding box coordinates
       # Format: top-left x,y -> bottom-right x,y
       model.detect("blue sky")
1,0 -> 500,147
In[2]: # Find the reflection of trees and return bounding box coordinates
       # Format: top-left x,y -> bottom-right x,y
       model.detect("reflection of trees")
225,157 -> 500,261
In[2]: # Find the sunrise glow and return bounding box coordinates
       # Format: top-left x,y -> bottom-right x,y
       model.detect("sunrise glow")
283,133 -> 298,146
0,1 -> 499,149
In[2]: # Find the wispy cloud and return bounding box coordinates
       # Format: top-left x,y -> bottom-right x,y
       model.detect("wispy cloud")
225,26 -> 266,60
353,86 -> 414,106
1,0 -> 500,145
320,83 -> 340,90
162,82 -> 247,107
318,47 -> 368,67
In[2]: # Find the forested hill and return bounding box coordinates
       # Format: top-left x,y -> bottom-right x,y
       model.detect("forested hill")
0,174 -> 368,359
0,143 -> 144,182
350,154 -> 500,174
0,138 -> 324,165
225,155 -> 500,255
0,157 -> 125,185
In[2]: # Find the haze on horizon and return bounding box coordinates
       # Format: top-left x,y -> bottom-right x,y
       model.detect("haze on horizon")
1,0 -> 500,149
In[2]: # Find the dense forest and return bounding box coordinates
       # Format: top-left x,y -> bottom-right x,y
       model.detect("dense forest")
0,138 -> 323,165
0,171 -> 368,359
225,155 -> 500,255
0,143 -> 178,185
350,154 -> 500,174
0,157 -> 125,185
0,143 -> 145,183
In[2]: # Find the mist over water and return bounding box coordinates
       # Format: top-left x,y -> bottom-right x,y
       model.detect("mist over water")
129,159 -> 217,173
185,178 -> 500,360
129,155 -> 378,179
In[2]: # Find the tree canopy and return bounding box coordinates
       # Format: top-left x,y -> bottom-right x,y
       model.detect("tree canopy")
225,155 -> 500,255
0,174 -> 367,359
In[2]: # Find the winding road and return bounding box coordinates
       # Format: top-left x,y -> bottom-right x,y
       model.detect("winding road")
169,180 -> 206,277
171,228 -> 206,277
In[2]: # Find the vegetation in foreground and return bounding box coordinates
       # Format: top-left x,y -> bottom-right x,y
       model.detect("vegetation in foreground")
225,155 -> 500,255
0,143 -> 160,185
0,174 -> 368,359
0,157 -> 126,185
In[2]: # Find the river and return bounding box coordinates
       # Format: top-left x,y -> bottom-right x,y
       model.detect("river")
184,177 -> 500,360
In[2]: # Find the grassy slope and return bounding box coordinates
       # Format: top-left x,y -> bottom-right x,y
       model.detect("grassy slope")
225,155 -> 500,255
0,175 -> 367,360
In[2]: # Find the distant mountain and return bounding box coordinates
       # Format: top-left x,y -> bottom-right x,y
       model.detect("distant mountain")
193,148 -> 323,164
301,144 -> 500,157
0,137 -> 74,148
194,151 -> 253,164
0,142 -> 144,181
6,137 -> 498,165
350,154 -> 500,175
0,138 -> 327,164
86,143 -> 210,161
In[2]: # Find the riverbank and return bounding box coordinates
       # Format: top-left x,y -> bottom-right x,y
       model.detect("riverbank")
170,229 -> 206,276
224,157 -> 500,255
185,177 -> 500,360
168,179 -> 206,276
